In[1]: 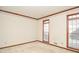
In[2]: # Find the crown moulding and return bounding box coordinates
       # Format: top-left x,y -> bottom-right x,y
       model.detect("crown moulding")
0,6 -> 79,20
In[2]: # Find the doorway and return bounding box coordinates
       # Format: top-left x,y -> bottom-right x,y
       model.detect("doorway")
43,19 -> 49,43
67,13 -> 79,49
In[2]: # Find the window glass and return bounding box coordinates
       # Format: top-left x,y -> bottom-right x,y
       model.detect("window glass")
43,20 -> 49,42
77,14 -> 79,17
72,15 -> 77,18
68,16 -> 73,19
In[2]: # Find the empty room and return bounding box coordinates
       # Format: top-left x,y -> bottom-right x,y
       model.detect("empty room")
0,6 -> 79,53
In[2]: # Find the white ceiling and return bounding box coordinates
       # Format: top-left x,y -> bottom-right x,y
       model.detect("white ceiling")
0,6 -> 75,19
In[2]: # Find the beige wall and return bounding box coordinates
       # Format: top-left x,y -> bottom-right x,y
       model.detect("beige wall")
38,8 -> 79,48
0,11 -> 38,47
0,8 -> 79,48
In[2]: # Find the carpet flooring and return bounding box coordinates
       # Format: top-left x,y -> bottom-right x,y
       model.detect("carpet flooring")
0,41 -> 75,53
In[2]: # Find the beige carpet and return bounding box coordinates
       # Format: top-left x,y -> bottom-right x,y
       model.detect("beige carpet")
0,41 -> 75,53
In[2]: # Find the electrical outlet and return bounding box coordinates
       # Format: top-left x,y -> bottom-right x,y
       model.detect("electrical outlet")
61,43 -> 63,45
54,42 -> 57,45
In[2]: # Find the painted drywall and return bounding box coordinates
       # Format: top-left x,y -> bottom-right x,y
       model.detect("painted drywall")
0,11 -> 38,47
0,7 -> 79,48
38,8 -> 79,48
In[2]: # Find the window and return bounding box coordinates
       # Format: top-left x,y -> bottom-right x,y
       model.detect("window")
67,13 -> 79,49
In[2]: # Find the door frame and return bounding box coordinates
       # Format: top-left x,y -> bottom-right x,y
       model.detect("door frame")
67,15 -> 69,48
67,13 -> 79,50
42,19 -> 50,43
